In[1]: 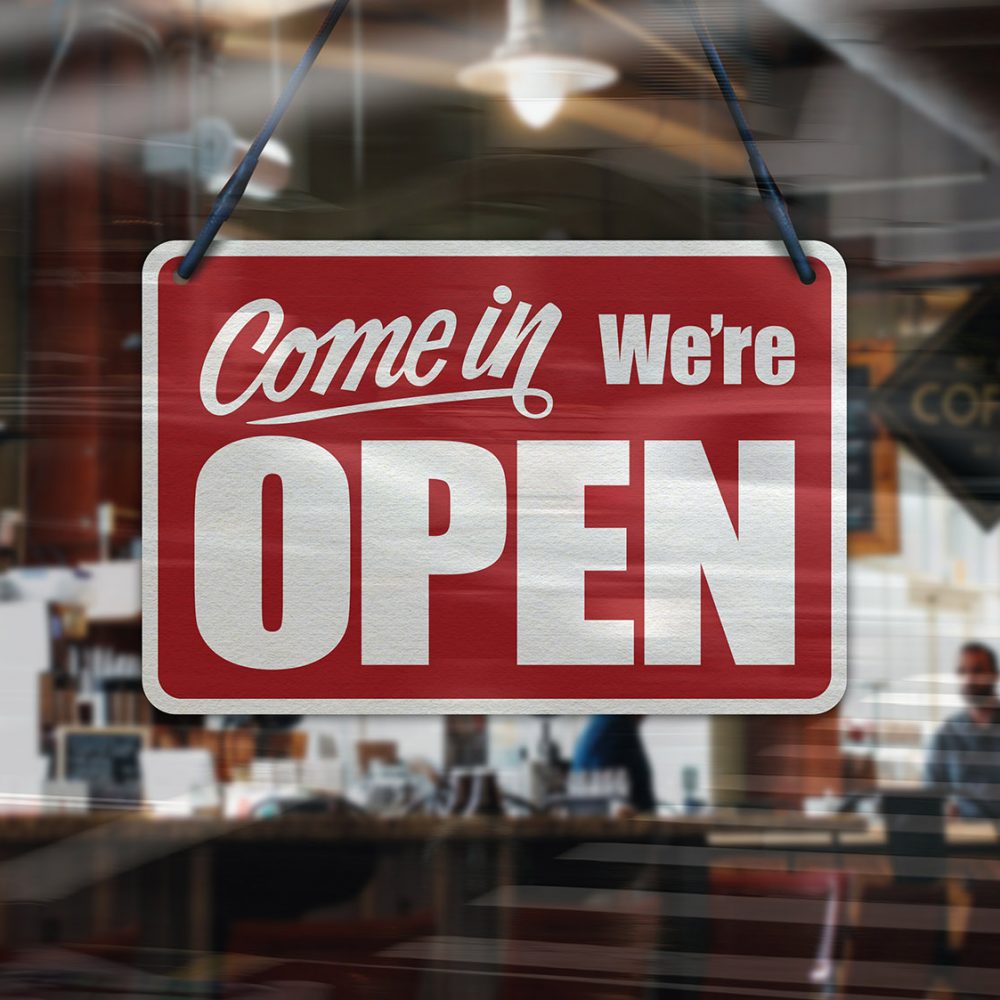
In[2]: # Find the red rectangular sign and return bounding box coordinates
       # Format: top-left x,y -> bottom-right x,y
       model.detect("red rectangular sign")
143,241 -> 845,713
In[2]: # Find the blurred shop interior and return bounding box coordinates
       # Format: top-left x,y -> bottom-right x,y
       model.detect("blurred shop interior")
1,0 -> 1000,996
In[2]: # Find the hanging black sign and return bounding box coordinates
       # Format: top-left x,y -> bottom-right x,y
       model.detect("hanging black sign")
878,288 -> 1000,531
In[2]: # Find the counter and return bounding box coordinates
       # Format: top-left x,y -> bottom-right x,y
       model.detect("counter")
0,813 -> 990,971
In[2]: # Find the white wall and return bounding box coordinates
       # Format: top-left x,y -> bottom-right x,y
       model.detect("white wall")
0,601 -> 49,803
301,715 -> 445,782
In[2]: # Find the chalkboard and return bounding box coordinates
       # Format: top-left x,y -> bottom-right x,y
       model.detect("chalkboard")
847,365 -> 876,533
58,727 -> 148,807
847,342 -> 899,556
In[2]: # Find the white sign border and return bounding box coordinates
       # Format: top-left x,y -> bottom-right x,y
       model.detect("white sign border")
143,239 -> 847,715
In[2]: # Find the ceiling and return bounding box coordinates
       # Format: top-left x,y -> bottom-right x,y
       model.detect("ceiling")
13,0 -> 1000,275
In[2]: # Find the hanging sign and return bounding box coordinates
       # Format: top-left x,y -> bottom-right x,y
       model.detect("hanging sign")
878,288 -> 1000,531
143,241 -> 846,714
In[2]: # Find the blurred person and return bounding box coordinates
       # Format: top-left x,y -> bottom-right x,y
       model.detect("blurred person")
572,715 -> 655,814
925,642 -> 1000,818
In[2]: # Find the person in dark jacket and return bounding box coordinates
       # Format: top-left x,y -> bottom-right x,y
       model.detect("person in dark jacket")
571,715 -> 655,814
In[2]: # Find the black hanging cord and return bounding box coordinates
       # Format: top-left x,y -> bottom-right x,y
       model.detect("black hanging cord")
684,0 -> 815,285
177,0 -> 351,281
177,0 -> 813,284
